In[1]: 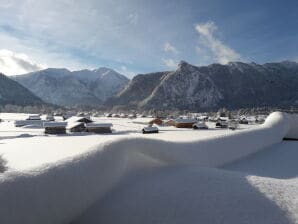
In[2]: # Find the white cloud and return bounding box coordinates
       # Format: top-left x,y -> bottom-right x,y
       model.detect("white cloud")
162,58 -> 178,69
195,21 -> 241,64
0,49 -> 46,76
164,42 -> 179,54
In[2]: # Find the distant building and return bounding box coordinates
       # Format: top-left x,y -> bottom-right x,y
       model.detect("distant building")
66,116 -> 93,124
174,118 -> 197,128
26,115 -> 41,121
67,122 -> 86,132
44,122 -> 67,134
85,123 -> 113,133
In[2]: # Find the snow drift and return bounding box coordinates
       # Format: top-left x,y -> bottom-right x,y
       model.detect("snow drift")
0,112 -> 295,224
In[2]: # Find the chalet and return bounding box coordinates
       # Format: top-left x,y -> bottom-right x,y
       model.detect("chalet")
67,122 -> 86,132
174,118 -> 197,128
44,122 -> 67,134
85,123 -> 113,133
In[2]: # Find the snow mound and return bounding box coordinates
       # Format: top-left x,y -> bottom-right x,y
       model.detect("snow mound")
0,112 -> 295,224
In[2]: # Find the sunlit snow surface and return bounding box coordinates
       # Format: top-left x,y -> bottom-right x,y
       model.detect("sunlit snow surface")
0,112 -> 298,224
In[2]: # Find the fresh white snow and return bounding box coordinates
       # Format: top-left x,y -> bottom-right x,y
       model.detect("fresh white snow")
0,112 -> 297,224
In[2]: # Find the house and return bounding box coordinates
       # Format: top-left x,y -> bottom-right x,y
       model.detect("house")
26,115 -> 41,120
174,118 -> 197,128
66,116 -> 93,124
67,122 -> 85,132
85,123 -> 113,133
44,122 -> 67,134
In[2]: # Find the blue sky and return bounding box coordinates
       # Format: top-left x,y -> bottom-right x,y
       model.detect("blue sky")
0,0 -> 297,77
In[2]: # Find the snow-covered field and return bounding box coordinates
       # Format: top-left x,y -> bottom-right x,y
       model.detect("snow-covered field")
0,112 -> 297,224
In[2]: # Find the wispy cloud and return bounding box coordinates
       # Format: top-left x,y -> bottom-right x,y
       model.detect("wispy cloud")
164,42 -> 179,54
195,21 -> 241,64
162,58 -> 178,69
0,49 -> 45,76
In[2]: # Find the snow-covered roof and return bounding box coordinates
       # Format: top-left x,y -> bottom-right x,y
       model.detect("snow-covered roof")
66,116 -> 92,123
67,122 -> 84,129
85,123 -> 113,128
143,126 -> 159,132
43,122 -> 67,128
27,115 -> 41,120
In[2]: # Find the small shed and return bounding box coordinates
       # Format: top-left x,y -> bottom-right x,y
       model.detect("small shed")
85,123 -> 113,133
67,122 -> 85,132
174,118 -> 197,128
44,122 -> 67,134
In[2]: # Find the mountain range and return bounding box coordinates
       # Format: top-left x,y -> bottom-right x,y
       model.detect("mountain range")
108,61 -> 298,110
1,60 -> 298,111
13,68 -> 129,107
0,73 -> 44,106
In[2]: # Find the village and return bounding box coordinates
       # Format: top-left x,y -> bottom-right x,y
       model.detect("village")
0,110 -> 267,136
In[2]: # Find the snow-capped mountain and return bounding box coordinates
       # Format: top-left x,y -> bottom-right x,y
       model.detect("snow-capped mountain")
108,61 -> 298,110
13,68 -> 129,107
0,73 -> 44,106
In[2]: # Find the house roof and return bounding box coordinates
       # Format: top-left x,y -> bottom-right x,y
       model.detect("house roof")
66,116 -> 92,123
67,122 -> 84,129
85,123 -> 113,128
43,122 -> 67,128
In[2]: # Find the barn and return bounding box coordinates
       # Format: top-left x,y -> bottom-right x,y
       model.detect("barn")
44,122 -> 67,134
174,118 -> 197,128
67,122 -> 86,132
85,123 -> 113,133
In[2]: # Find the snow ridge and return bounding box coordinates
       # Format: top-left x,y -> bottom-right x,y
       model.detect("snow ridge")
0,112 -> 294,224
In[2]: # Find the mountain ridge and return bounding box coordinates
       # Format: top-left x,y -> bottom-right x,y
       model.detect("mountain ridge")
107,60 -> 298,111
13,67 -> 130,107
